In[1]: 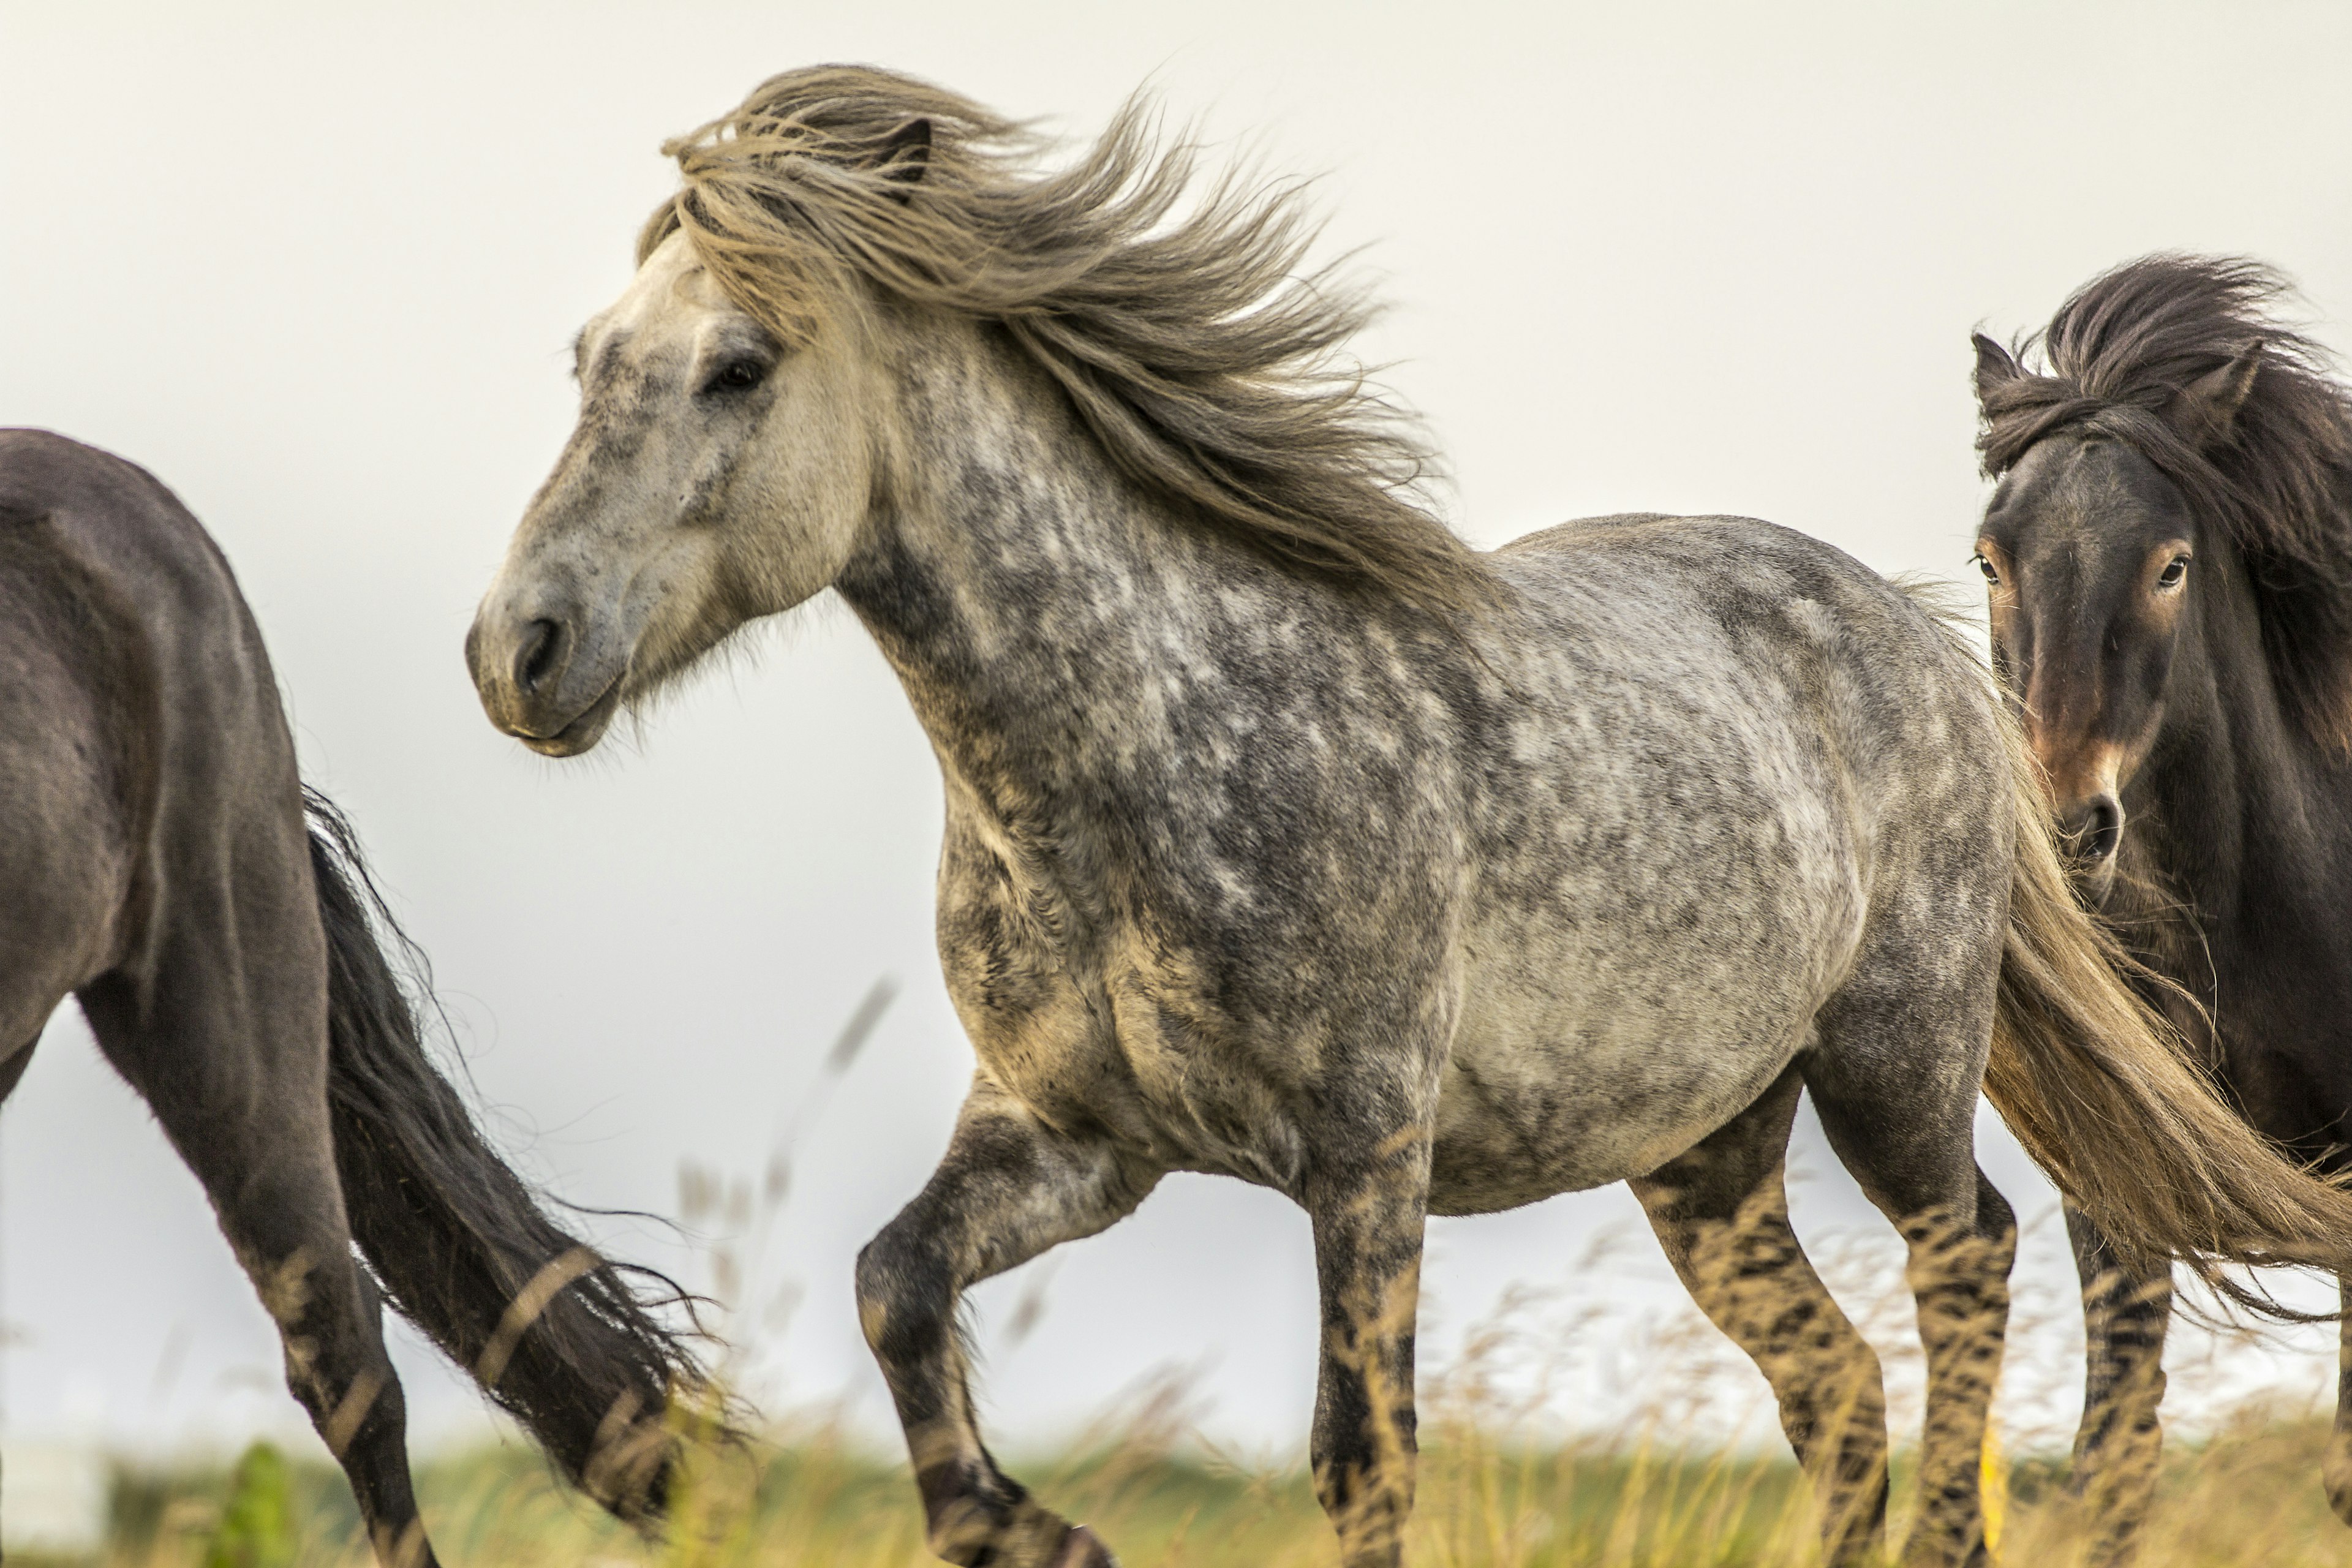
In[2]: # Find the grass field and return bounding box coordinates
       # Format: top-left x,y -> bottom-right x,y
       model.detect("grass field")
31,1192 -> 2351,1566
47,1408 -> 2352,1568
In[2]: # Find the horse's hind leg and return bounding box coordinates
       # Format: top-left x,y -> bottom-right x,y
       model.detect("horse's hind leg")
78,914 -> 437,1567
1631,1063 -> 1889,1566
2065,1203 -> 2173,1564
1894,1168 -> 2016,1568
858,1080 -> 1160,1568
1808,977 -> 2016,1568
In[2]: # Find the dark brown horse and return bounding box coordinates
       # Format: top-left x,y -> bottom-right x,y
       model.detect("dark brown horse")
0,429 -> 706,1567
1973,255 -> 2352,1562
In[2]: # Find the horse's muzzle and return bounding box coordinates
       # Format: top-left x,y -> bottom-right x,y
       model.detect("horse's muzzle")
2056,791 -> 2124,902
466,603 -> 625,756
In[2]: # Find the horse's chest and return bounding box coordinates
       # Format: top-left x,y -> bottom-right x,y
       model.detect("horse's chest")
934,849 -> 1311,1185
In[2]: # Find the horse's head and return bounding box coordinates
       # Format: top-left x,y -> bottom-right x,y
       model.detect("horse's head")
1971,331 -> 2262,900
466,217 -> 902,756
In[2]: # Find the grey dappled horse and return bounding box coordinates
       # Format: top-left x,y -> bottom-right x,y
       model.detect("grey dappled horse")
1975,257 -> 2352,1564
467,68 -> 2352,1568
0,431 -> 704,1568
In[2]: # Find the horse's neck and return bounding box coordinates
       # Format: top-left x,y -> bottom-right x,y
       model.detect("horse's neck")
834,328 -> 1274,827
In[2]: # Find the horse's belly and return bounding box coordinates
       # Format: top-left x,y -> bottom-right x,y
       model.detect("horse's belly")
1425,924 -> 1847,1216
1426,1038 -> 1804,1214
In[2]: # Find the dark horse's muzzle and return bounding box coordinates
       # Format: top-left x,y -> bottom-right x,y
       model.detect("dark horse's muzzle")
2055,791 -> 2124,900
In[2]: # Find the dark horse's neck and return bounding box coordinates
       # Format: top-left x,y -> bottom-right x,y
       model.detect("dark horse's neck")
2119,532 -> 2352,1148
2128,552 -> 2326,919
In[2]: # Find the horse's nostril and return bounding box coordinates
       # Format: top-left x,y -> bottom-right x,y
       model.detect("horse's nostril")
515,617 -> 569,694
2072,795 -> 2124,864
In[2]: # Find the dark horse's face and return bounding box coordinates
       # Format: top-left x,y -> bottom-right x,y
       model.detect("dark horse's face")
1973,331 -> 2266,902
1974,434 -> 2199,901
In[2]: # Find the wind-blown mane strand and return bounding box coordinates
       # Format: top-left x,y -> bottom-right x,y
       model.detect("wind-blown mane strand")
641,64 -> 1498,621
1977,254 -> 2352,749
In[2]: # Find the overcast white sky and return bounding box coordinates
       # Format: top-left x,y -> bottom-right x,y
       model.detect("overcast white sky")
6,0 -> 2352,1468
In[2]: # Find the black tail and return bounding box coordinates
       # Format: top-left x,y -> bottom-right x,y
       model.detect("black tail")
303,786 -> 711,1520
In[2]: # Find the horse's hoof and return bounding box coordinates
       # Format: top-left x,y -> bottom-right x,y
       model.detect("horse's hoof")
1054,1524 -> 1119,1567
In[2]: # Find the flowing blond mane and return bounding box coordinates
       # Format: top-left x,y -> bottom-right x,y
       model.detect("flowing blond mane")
640,64 -> 1496,619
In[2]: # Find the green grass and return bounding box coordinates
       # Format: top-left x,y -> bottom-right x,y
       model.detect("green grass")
55,1196 -> 2351,1565
65,1412 -> 2352,1567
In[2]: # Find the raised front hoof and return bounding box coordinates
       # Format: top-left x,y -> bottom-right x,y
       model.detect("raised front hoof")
932,1502 -> 1120,1567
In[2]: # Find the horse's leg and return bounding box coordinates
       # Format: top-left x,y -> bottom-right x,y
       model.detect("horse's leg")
858,1080 -> 1160,1568
1809,1000 -> 2016,1568
2063,1201 -> 2174,1562
1894,1167 -> 2016,1568
77,929 -> 436,1567
1302,1131 -> 1431,1568
2327,1276 -> 2352,1528
1630,1065 -> 1889,1566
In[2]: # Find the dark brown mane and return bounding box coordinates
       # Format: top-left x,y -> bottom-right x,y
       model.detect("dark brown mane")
1978,254 -> 2352,749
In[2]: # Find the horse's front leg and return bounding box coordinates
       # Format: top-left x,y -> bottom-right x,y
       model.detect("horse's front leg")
1306,1130 -> 1433,1568
858,1078 -> 1161,1568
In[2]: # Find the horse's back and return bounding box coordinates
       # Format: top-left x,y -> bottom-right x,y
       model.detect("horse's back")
1496,512 -> 2000,813
0,431 -> 295,1034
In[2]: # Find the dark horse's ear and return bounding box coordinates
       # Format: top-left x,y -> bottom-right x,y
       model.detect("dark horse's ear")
875,118 -> 932,203
1972,333 -> 2024,408
2176,339 -> 2264,451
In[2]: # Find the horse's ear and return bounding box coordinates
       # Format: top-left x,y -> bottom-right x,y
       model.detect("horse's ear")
876,118 -> 932,203
2176,339 -> 2264,450
1972,333 -> 2024,407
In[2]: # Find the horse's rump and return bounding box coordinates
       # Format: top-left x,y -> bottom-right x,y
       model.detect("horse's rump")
0,437 -> 178,1039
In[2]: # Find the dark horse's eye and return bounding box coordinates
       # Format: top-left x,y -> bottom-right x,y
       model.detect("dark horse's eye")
2157,554 -> 2191,589
1972,552 -> 2000,584
702,357 -> 769,396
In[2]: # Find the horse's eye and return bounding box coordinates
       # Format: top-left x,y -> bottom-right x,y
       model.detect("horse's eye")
2157,555 -> 2191,590
1972,552 -> 2000,584
702,357 -> 769,396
